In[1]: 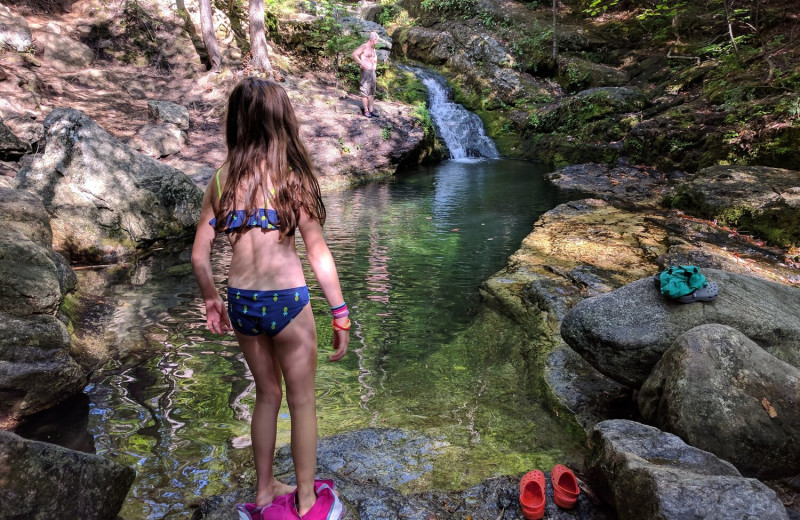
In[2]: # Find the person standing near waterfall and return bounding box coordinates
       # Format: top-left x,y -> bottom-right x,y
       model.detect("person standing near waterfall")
352,31 -> 379,118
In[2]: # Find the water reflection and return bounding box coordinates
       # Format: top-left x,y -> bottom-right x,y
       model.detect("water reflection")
83,159 -> 580,518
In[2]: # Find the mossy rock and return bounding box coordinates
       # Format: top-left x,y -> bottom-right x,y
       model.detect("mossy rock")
519,133 -> 622,167
557,57 -> 628,92
528,87 -> 647,138
666,165 -> 800,247
752,124 -> 800,169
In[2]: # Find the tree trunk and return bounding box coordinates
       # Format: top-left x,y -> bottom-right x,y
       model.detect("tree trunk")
724,0 -> 742,64
199,0 -> 222,71
552,0 -> 558,61
249,0 -> 273,73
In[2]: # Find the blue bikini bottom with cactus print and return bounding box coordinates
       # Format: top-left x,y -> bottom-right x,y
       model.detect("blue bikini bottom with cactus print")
227,286 -> 310,336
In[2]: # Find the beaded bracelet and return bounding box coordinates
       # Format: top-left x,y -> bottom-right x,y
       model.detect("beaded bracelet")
332,318 -> 351,331
331,302 -> 349,319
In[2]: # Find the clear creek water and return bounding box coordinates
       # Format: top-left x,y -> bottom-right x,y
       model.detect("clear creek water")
70,159 -> 584,518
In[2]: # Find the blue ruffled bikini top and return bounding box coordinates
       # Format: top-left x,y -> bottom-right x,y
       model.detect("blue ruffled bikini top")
209,169 -> 281,233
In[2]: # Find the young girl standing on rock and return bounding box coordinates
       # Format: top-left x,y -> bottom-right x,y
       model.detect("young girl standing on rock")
191,78 -> 350,519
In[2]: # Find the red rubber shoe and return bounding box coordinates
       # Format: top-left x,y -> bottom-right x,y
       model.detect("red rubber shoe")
552,464 -> 580,509
519,470 -> 546,519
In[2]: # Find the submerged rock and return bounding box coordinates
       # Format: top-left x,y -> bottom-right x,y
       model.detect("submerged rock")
274,428 -> 447,488
560,269 -> 800,387
0,429 -> 135,519
585,419 -> 788,520
15,108 -> 203,263
639,324 -> 800,480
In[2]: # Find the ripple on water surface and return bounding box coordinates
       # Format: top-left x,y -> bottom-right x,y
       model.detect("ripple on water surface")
78,159 -> 583,518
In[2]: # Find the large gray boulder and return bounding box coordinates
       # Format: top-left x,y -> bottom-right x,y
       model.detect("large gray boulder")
15,108 -> 203,262
0,227 -> 62,316
37,32 -> 95,71
0,4 -> 33,51
147,100 -> 191,130
639,324 -> 800,479
586,419 -> 788,520
130,101 -> 191,157
0,188 -> 84,429
0,187 -> 52,247
130,123 -> 187,157
338,17 -> 392,62
0,429 -> 135,519
560,269 -> 800,387
194,428 -> 615,520
0,311 -> 84,429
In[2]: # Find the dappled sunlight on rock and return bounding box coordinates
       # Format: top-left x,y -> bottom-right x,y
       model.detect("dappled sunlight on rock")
15,108 -> 203,262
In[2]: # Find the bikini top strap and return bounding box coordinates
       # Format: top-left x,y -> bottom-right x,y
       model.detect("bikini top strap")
264,172 -> 277,211
217,167 -> 279,211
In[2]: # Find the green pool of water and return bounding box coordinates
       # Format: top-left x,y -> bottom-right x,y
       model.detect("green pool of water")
84,159 -> 584,518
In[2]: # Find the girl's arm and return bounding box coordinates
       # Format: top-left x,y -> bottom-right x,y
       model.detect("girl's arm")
298,210 -> 349,362
191,181 -> 231,334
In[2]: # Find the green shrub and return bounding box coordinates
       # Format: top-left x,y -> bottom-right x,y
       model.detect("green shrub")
420,0 -> 475,15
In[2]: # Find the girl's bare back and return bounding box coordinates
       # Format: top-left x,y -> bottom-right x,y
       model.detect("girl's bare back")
218,169 -> 306,291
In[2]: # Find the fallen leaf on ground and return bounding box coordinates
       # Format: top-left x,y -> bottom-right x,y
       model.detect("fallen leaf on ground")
761,397 -> 778,418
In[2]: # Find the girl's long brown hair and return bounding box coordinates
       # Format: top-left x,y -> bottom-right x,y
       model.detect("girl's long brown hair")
214,78 -> 325,238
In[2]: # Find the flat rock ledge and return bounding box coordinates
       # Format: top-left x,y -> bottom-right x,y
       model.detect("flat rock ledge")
546,162 -> 672,209
481,198 -> 800,429
192,428 -> 615,520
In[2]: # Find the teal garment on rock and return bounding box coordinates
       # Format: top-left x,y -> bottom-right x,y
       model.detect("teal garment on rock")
659,265 -> 707,299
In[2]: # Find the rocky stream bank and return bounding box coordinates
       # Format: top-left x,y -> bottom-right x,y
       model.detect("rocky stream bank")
2,0 -> 800,518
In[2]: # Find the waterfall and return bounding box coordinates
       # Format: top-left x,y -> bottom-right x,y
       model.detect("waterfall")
407,67 -> 500,160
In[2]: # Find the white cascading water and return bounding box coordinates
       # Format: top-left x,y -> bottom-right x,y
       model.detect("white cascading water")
408,67 -> 500,160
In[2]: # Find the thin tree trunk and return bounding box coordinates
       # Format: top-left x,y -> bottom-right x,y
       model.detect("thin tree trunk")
199,0 -> 222,71
724,0 -> 742,64
249,0 -> 273,73
552,0 -> 557,61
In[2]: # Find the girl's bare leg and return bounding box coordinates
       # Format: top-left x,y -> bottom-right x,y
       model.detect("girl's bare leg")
236,331 -> 297,506
273,304 -> 319,516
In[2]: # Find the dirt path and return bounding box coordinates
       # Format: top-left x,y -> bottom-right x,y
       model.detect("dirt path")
1,0 -> 426,190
